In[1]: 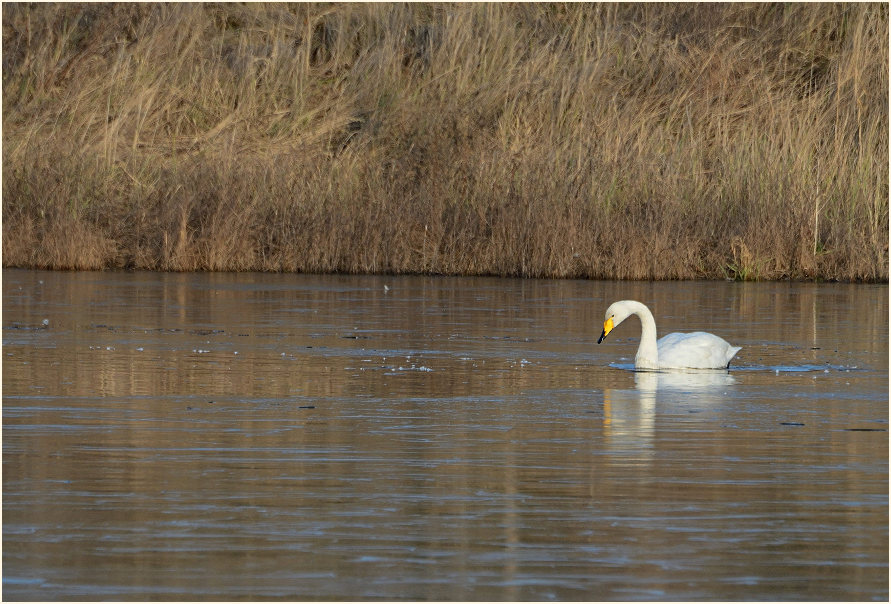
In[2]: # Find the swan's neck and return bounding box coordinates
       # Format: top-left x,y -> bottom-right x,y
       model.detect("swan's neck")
629,302 -> 659,369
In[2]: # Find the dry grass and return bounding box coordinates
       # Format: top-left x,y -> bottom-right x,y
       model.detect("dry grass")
2,3 -> 888,280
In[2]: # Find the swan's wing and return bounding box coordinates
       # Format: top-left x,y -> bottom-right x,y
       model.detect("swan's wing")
657,331 -> 740,369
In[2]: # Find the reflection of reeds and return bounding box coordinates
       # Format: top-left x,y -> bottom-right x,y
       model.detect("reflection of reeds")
2,4 -> 887,280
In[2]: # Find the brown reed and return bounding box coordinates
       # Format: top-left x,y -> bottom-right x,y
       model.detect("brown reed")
2,3 -> 888,280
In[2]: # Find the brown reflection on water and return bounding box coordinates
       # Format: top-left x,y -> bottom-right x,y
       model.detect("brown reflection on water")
3,269 -> 888,600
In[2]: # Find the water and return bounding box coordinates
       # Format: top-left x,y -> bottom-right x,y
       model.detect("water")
3,269 -> 888,601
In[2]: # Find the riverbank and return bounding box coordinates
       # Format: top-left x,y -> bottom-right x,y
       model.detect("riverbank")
2,3 -> 888,281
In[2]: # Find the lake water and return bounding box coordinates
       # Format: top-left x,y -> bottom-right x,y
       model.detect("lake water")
2,269 -> 888,600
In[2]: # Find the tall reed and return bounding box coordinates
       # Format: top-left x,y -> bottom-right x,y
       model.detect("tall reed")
3,3 -> 887,280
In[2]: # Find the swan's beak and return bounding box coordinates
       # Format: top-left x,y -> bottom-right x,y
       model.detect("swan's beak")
598,317 -> 614,344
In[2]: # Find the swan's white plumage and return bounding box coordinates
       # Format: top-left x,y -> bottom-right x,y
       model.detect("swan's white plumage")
598,300 -> 740,370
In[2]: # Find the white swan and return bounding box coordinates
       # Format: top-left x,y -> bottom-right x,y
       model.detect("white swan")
597,300 -> 741,370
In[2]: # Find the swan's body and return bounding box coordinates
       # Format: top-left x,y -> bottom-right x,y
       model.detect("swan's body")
597,300 -> 740,370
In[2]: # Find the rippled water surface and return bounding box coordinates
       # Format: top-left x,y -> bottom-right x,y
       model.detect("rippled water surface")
3,269 -> 888,600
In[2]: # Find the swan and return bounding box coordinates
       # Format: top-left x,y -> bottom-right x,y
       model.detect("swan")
597,300 -> 741,370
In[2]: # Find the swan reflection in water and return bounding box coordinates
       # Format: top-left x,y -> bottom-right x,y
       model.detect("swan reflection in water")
602,370 -> 737,458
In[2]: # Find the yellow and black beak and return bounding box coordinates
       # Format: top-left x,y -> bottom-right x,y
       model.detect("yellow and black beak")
597,316 -> 614,344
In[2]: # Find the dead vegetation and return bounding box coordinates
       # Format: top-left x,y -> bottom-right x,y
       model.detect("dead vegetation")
2,3 -> 888,280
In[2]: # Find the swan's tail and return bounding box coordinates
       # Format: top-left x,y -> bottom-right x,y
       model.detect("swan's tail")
726,346 -> 743,368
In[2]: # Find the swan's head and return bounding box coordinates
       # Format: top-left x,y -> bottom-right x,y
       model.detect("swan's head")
597,300 -> 636,344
